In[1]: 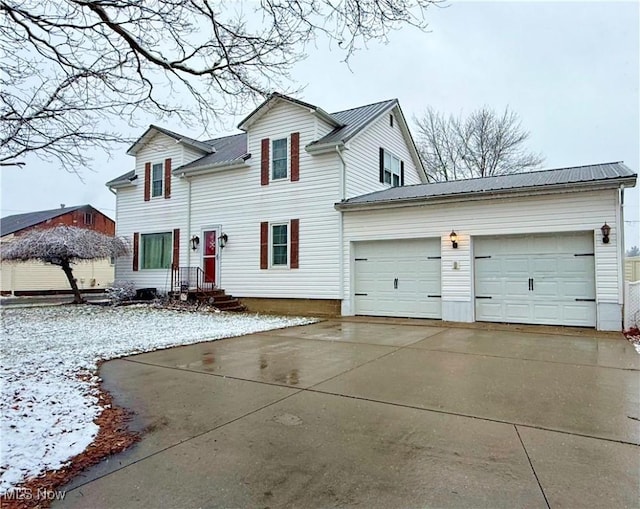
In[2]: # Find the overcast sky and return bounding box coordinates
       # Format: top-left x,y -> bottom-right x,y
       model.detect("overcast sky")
2,1 -> 639,247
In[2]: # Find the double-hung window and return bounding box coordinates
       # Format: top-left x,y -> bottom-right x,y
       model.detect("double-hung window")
272,138 -> 288,180
271,223 -> 288,267
383,151 -> 402,187
141,232 -> 172,269
151,163 -> 164,197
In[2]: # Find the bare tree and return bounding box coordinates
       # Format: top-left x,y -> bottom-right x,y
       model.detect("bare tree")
627,246 -> 640,257
1,226 -> 128,303
0,0 -> 440,172
414,106 -> 544,182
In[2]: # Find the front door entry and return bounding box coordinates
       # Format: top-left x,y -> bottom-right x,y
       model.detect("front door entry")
203,230 -> 217,284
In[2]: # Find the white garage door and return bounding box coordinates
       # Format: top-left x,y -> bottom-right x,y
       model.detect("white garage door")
354,239 -> 441,319
474,232 -> 596,327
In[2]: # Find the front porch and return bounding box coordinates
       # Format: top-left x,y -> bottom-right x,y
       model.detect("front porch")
170,266 -> 245,311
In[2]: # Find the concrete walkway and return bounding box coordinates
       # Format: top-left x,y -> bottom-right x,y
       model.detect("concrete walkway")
56,321 -> 639,508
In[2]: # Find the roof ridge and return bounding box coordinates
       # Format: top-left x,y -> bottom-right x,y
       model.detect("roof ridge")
1,204 -> 86,221
330,98 -> 397,116
203,132 -> 246,145
423,161 -> 627,185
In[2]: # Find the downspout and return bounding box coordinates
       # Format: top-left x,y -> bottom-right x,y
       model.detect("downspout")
618,184 -> 625,308
184,174 -> 192,268
336,146 -> 346,302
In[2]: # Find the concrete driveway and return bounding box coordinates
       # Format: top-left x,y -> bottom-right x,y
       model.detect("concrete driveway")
56,320 -> 639,508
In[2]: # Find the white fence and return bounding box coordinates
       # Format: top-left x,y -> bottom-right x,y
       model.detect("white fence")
624,281 -> 640,330
625,257 -> 640,281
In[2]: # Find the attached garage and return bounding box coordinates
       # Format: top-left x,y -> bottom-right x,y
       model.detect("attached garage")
353,239 -> 441,319
474,233 -> 596,327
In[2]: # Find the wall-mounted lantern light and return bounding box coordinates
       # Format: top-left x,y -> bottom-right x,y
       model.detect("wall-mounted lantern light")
190,235 -> 200,251
450,230 -> 458,249
219,233 -> 228,249
601,223 -> 611,244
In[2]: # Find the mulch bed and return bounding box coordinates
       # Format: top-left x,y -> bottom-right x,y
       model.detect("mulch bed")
624,327 -> 640,349
1,385 -> 139,509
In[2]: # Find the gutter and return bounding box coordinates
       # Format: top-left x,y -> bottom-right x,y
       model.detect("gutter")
306,141 -> 345,155
334,177 -> 638,212
173,158 -> 250,178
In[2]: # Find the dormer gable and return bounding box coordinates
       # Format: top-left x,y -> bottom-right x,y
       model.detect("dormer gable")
126,125 -> 214,156
238,93 -> 343,132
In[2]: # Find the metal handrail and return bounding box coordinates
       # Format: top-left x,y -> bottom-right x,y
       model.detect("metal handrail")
171,266 -> 216,293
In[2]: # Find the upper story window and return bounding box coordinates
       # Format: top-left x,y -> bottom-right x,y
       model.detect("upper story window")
84,212 -> 94,225
390,114 -> 394,128
383,151 -> 402,187
272,138 -> 288,180
271,223 -> 289,267
151,163 -> 163,197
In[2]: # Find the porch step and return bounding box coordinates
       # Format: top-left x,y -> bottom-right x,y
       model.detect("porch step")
172,287 -> 245,312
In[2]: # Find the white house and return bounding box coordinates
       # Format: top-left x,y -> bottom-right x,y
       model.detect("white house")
107,93 -> 636,331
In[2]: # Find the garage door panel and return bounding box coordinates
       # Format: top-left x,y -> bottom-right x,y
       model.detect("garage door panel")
354,239 -> 441,319
504,302 -> 532,320
475,233 -> 596,327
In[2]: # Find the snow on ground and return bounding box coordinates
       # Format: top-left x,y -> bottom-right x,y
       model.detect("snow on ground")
0,305 -> 316,493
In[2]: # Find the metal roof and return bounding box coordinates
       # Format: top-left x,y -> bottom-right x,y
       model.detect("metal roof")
1,205 -> 103,237
337,162 -> 637,209
309,99 -> 398,148
126,124 -> 214,156
178,133 -> 249,172
105,169 -> 136,187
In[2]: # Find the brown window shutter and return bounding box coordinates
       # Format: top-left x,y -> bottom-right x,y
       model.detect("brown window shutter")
172,228 -> 180,268
290,219 -> 299,269
144,163 -> 151,201
164,158 -> 172,198
290,132 -> 300,182
260,222 -> 269,269
261,138 -> 270,186
133,232 -> 139,271
379,148 -> 385,183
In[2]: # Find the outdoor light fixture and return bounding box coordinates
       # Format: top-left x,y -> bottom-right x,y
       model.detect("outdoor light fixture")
190,235 -> 200,251
450,230 -> 458,249
219,233 -> 228,249
601,223 -> 611,244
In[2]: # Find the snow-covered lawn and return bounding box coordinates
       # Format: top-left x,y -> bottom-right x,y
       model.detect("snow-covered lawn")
0,305 -> 316,494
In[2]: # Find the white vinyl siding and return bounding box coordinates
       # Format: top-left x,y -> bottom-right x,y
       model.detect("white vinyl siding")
344,106 -> 422,198
187,100 -> 341,298
113,131 -> 192,291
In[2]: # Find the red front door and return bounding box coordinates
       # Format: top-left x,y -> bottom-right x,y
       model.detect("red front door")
203,230 -> 217,284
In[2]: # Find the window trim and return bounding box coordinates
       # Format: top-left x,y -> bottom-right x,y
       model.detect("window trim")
151,162 -> 164,198
83,212 -> 94,226
140,231 -> 173,270
383,150 -> 402,187
270,221 -> 290,268
271,137 -> 289,181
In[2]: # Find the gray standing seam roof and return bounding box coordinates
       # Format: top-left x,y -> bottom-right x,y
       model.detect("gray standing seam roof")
179,133 -> 248,171
309,99 -> 398,148
338,162 -> 637,208
108,95 -> 404,185
1,205 -> 90,237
